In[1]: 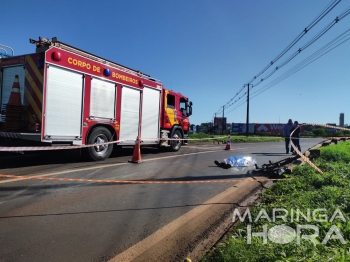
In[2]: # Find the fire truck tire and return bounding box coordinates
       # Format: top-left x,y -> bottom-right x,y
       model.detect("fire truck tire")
85,127 -> 113,161
170,129 -> 182,152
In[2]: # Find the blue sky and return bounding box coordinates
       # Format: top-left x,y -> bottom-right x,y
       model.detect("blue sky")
2,0 -> 349,126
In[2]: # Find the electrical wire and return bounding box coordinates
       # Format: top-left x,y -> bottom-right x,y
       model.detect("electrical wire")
248,0 -> 342,85
251,5 -> 350,88
250,29 -> 350,99
214,0 -> 343,118
225,27 -> 350,115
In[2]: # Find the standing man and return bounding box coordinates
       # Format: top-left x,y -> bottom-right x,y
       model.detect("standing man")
291,121 -> 301,154
283,119 -> 294,154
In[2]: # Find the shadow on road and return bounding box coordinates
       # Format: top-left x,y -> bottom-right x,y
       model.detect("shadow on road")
143,168 -> 264,181
251,152 -> 289,156
0,147 -> 171,169
0,170 -> 267,198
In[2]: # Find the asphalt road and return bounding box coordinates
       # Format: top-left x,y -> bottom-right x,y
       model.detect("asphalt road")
0,138 -> 324,262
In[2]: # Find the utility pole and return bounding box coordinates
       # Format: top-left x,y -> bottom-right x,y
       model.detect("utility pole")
222,106 -> 225,135
214,113 -> 216,134
246,84 -> 250,137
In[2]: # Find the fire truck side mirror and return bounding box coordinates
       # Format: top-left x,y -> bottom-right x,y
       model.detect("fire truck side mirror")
185,101 -> 193,116
187,105 -> 192,116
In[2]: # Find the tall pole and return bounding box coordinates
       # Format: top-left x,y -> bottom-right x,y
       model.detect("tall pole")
222,106 -> 225,135
214,113 -> 216,134
246,84 -> 250,137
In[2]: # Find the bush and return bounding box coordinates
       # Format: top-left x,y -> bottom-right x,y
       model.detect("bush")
312,128 -> 327,136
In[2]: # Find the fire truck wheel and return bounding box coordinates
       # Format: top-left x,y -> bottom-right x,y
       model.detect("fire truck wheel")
85,127 -> 113,161
170,130 -> 182,152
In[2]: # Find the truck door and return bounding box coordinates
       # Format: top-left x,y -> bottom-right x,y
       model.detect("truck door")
119,86 -> 141,144
44,65 -> 83,141
141,86 -> 161,144
90,78 -> 116,120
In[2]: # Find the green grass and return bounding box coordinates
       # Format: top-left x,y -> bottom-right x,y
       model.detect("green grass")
188,133 -> 283,143
321,142 -> 350,163
201,141 -> 350,262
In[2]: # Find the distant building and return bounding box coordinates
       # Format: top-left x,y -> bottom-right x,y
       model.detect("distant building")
327,123 -> 337,133
340,113 -> 345,127
214,117 -> 227,134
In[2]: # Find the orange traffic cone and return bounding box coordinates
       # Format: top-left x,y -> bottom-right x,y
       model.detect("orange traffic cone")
8,75 -> 22,106
224,135 -> 231,150
129,136 -> 142,163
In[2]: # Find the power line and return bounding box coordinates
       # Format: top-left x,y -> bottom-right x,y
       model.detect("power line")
250,28 -> 350,99
248,4 -> 350,89
225,3 -> 350,112
215,0 -> 343,118
248,0 -> 342,85
225,27 -> 350,115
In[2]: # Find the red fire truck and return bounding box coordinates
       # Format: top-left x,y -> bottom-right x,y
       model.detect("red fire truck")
0,37 -> 193,161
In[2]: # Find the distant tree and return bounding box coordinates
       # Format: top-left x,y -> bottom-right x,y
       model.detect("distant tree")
338,130 -> 350,136
312,128 -> 327,137
304,125 -> 314,132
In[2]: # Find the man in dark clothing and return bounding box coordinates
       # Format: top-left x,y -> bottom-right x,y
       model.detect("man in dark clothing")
283,119 -> 294,154
291,121 -> 301,154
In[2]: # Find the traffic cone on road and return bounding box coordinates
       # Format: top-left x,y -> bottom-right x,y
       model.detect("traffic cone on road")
128,136 -> 142,163
8,75 -> 22,106
224,135 -> 231,150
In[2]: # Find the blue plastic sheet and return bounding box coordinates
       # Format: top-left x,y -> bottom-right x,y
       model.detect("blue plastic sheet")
224,155 -> 257,167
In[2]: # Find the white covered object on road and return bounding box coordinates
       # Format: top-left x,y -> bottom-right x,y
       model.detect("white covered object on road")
224,155 -> 257,167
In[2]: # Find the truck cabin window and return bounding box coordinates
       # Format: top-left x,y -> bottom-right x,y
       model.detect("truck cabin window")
180,100 -> 186,115
167,94 -> 175,109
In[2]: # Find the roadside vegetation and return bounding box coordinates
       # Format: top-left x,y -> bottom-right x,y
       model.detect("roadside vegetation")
188,133 -> 284,143
304,128 -> 350,137
201,141 -> 350,262
193,124 -> 350,138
